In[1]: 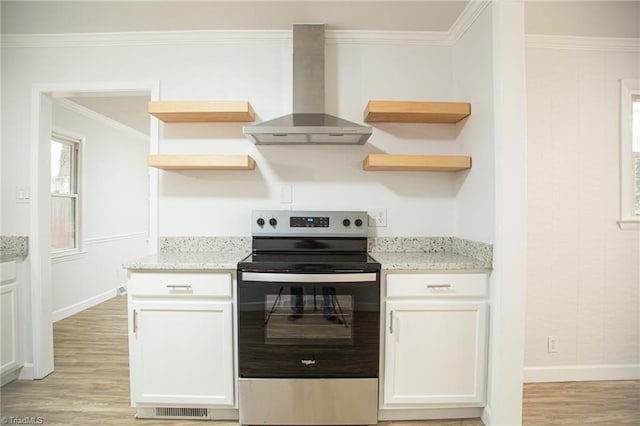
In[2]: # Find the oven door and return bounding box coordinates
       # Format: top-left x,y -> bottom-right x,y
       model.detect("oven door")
238,271 -> 380,379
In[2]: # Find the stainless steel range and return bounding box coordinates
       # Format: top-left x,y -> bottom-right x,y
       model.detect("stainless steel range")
237,210 -> 381,426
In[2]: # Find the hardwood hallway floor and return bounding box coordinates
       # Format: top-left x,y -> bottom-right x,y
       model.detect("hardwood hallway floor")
1,296 -> 638,425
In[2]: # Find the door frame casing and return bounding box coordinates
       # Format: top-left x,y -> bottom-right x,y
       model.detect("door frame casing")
27,81 -> 159,379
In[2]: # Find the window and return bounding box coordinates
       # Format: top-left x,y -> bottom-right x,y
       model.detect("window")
619,80 -> 640,229
51,133 -> 80,253
633,95 -> 640,215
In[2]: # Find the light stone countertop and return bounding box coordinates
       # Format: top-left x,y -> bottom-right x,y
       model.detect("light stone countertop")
123,251 -> 249,271
370,251 -> 491,271
0,236 -> 29,261
123,236 -> 492,272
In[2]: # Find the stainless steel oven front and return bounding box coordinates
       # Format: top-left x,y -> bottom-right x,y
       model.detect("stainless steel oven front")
237,270 -> 380,425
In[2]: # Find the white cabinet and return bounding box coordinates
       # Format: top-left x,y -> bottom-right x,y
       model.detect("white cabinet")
127,271 -> 235,416
383,273 -> 488,407
1,261 -> 22,386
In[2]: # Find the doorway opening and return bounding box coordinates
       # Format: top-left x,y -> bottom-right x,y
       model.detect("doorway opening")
29,82 -> 159,379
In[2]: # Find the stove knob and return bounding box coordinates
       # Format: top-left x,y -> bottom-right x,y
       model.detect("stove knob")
269,218 -> 278,227
342,218 -> 351,227
355,218 -> 363,227
257,218 -> 265,227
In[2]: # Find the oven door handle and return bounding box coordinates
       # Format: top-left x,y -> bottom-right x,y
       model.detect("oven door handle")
241,272 -> 377,283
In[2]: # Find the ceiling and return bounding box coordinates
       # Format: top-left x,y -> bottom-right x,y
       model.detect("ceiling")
66,96 -> 151,136
2,1 -> 638,37
1,1 -> 469,34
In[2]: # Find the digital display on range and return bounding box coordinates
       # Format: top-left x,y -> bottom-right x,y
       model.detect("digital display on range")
290,216 -> 330,228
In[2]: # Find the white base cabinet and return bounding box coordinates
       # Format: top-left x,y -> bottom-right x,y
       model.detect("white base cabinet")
127,272 -> 235,416
382,273 -> 489,408
1,261 -> 22,386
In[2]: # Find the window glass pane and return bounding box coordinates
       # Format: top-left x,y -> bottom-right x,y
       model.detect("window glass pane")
635,156 -> 640,215
51,196 -> 76,251
633,96 -> 640,153
51,140 -> 73,194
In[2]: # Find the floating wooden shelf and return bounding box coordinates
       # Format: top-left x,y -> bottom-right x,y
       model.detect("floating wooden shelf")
147,154 -> 255,170
363,154 -> 471,172
148,101 -> 255,122
364,100 -> 470,123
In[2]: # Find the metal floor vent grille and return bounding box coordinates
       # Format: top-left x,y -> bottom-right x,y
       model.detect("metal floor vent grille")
155,407 -> 210,419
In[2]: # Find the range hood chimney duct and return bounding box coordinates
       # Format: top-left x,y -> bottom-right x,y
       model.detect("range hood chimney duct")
243,24 -> 372,145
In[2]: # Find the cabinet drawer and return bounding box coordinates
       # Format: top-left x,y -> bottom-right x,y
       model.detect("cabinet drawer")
128,272 -> 231,297
387,273 -> 487,298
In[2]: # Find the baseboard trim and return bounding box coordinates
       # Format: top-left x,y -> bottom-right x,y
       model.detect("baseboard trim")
378,407 -> 482,421
52,288 -> 118,323
1,367 -> 23,386
17,363 -> 33,380
523,364 -> 640,383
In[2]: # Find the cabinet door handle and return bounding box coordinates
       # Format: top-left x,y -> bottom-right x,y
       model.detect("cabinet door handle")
133,309 -> 138,336
427,284 -> 452,289
166,284 -> 192,291
389,310 -> 394,334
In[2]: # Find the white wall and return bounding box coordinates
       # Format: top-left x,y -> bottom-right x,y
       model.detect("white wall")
50,101 -> 149,320
2,34 -> 474,240
452,5 -> 496,244
525,40 -> 640,381
155,39 -> 461,237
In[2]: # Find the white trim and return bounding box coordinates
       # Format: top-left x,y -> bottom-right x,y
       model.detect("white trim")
526,34 -> 640,52
523,364 -> 640,383
84,231 -> 148,245
448,0 -> 491,44
51,249 -> 87,263
378,407 -> 483,421
18,363 -> 34,381
54,98 -> 148,141
1,30 -> 289,48
30,88 -> 55,379
619,79 -> 640,228
617,219 -> 640,230
52,287 -> 118,323
325,30 -> 451,46
2,4 -> 492,50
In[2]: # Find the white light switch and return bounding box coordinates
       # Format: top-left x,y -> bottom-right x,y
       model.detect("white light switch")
16,186 -> 30,203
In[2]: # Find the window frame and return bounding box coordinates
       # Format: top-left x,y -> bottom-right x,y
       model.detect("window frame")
50,130 -> 84,258
618,79 -> 640,230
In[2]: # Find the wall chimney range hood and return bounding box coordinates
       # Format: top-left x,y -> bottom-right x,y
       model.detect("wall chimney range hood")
243,24 -> 372,145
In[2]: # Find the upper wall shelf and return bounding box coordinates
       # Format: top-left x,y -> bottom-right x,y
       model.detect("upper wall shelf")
147,154 -> 256,170
363,100 -> 471,123
148,101 -> 255,122
363,154 -> 471,172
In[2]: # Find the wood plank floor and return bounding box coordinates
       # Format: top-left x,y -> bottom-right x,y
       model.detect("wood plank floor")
1,295 -> 638,425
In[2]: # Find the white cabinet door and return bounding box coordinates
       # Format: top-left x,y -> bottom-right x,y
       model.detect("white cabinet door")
131,299 -> 234,406
384,300 -> 488,406
1,261 -> 21,381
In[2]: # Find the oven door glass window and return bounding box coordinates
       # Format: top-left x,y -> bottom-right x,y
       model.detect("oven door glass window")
238,272 -> 380,379
264,287 -> 353,345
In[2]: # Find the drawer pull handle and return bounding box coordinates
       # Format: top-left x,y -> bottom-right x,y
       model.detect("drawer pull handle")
167,284 -> 193,291
427,284 -> 452,289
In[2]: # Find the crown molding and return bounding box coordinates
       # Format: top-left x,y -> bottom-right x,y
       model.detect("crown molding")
526,34 -> 640,52
1,3 -> 489,49
0,30 -> 291,48
54,98 -> 149,141
448,0 -> 491,43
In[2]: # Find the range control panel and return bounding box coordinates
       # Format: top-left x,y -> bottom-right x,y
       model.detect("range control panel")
252,210 -> 368,237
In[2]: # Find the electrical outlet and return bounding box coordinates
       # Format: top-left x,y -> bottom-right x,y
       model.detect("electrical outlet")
368,209 -> 387,227
548,335 -> 559,353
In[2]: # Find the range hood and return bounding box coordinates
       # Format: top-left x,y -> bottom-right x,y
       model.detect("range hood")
243,24 -> 372,145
